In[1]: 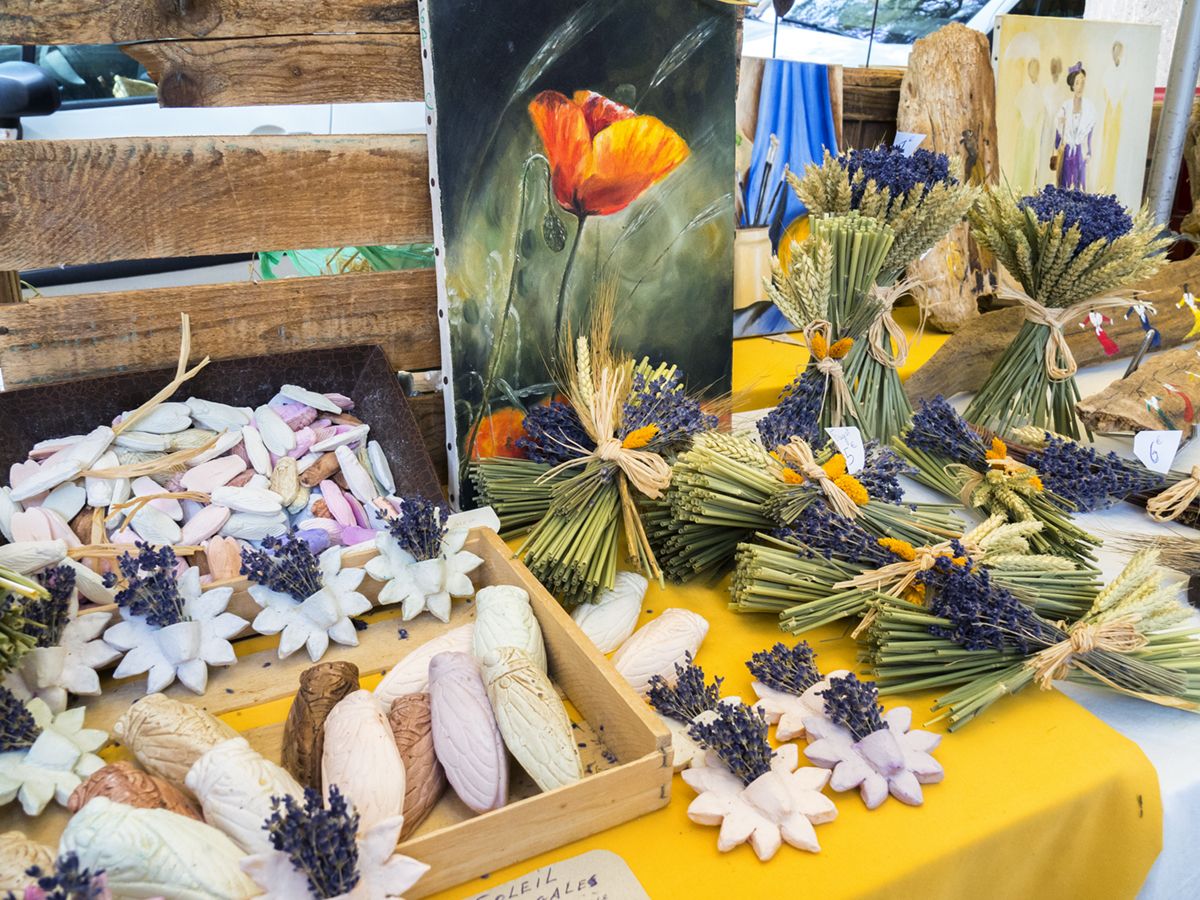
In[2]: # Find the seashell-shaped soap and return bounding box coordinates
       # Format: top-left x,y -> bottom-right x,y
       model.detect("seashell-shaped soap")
321,690 -> 406,832
186,737 -> 305,854
571,571 -> 648,653
611,608 -> 710,696
0,831 -> 53,893
68,761 -> 202,820
374,622 -> 474,707
281,660 -> 360,789
61,796 -> 258,899
480,647 -> 583,793
387,693 -> 446,840
112,693 -> 239,787
472,585 -> 546,672
428,651 -> 507,814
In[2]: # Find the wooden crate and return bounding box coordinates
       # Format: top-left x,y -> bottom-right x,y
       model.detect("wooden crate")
0,527 -> 673,898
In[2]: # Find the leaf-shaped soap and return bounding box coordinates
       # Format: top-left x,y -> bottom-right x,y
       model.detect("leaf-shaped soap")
281,660 -> 360,789
472,585 -> 546,672
387,693 -> 446,840
571,571 -> 647,653
611,608 -> 710,696
428,651 -> 507,814
68,761 -> 201,820
0,831 -> 52,893
374,622 -> 474,707
480,647 -> 582,793
112,693 -> 239,788
60,796 -> 258,899
321,690 -> 406,832
186,737 -> 305,854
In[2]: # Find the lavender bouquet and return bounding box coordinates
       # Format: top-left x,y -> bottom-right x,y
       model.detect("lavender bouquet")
965,186 -> 1169,439
790,146 -> 979,441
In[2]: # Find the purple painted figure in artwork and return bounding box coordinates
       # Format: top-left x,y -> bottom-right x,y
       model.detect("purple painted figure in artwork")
1053,62 -> 1096,191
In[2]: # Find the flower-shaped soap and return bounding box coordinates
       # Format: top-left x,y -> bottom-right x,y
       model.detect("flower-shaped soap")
746,641 -> 848,742
243,535 -> 370,662
646,654 -> 747,772
0,694 -> 107,816
3,565 -> 121,714
103,544 -> 246,694
803,673 -> 943,808
241,787 -> 429,900
365,496 -> 481,622
682,703 -> 837,861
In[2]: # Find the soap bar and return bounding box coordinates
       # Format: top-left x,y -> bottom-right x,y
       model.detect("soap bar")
321,690 -> 406,832
387,693 -> 447,840
281,660 -> 360,789
428,651 -> 507,814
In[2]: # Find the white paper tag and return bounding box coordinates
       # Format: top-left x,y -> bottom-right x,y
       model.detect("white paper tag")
447,505 -> 501,533
464,850 -> 649,900
825,426 -> 865,474
1133,430 -> 1182,474
893,131 -> 926,156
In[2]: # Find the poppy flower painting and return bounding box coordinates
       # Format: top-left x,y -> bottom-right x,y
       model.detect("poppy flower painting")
422,0 -> 736,505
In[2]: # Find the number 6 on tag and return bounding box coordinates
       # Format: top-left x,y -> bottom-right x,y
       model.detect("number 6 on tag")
1133,430 -> 1181,475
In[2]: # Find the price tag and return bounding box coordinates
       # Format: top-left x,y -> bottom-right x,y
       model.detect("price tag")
464,850 -> 648,900
1133,430 -> 1182,474
893,131 -> 926,156
825,426 -> 865,474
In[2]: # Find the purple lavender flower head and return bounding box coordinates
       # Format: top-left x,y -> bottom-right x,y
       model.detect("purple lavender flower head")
820,673 -> 887,741
747,641 -> 822,696
904,397 -> 988,469
687,701 -> 775,787
517,401 -> 594,465
0,685 -> 40,751
18,852 -> 108,900
24,566 -> 76,648
1025,434 -> 1164,511
111,543 -> 188,628
1018,187 -> 1133,256
241,532 -> 324,603
386,496 -> 450,562
619,363 -> 717,453
757,367 -> 824,451
921,556 -> 1052,652
647,653 -> 723,722
845,145 -> 957,212
857,443 -> 911,504
263,785 -> 360,899
771,503 -> 896,566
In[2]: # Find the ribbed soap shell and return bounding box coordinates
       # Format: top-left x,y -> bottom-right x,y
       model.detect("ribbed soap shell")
186,737 -> 305,854
374,623 -> 475,707
0,832 -> 53,893
611,608 -> 710,696
428,651 -> 507,814
68,761 -> 201,819
281,660 -> 360,789
387,693 -> 446,840
480,647 -> 582,793
571,571 -> 647,654
472,585 -> 547,672
321,690 -> 406,832
112,693 -> 239,788
254,404 -> 296,455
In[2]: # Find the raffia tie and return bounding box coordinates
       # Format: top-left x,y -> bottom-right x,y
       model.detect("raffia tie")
997,286 -> 1142,382
866,277 -> 924,369
1028,615 -> 1148,690
776,437 -> 860,519
1146,465 -> 1200,522
836,537 -> 981,598
951,454 -> 1031,507
804,320 -> 855,426
593,436 -> 672,500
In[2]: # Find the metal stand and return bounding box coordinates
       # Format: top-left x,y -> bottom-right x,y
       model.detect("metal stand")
1146,0 -> 1200,225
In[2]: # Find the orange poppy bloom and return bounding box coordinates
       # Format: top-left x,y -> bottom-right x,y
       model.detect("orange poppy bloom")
528,90 -> 690,218
471,407 -> 528,460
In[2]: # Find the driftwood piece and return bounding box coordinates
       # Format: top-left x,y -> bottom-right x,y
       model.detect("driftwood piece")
905,254 -> 1200,402
1183,102 -> 1200,240
387,693 -> 447,840
68,762 -> 202,820
280,660 -> 360,790
1077,343 -> 1200,433
896,23 -> 998,332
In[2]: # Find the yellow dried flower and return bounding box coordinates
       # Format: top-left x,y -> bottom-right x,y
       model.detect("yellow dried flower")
822,454 -> 847,479
809,331 -> 829,360
985,437 -> 1008,461
1027,474 -> 1044,492
829,337 -> 854,359
780,467 -> 805,485
835,473 -> 869,506
622,424 -> 659,450
878,537 -> 917,561
902,582 -> 927,605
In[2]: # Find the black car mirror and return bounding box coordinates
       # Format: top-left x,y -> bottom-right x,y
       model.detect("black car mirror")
0,61 -> 61,118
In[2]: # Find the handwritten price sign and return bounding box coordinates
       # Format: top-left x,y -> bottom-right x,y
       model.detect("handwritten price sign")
1133,430 -> 1182,474
825,426 -> 865,474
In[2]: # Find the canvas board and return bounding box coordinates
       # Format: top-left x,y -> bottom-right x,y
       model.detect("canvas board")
993,14 -> 1159,208
419,0 -> 737,505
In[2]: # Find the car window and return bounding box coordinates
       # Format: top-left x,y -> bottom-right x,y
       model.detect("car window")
0,44 -> 155,105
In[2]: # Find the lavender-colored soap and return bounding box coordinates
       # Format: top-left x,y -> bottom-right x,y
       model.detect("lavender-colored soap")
428,651 -> 507,814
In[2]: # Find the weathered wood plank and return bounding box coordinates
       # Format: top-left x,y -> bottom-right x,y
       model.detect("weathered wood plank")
124,34 -> 423,107
904,254 -> 1200,402
842,66 -> 903,148
0,271 -> 19,304
0,135 -> 432,269
0,0 -> 417,43
410,393 -> 448,485
0,268 -> 440,386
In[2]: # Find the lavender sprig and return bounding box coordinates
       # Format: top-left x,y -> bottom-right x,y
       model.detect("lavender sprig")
0,686 -> 40,751
922,555 -> 1055,652
386,496 -> 450,562
757,367 -> 824,451
771,504 -> 897,567
820,673 -> 887,742
263,785 -> 361,899
857,443 -> 911,504
23,566 -> 76,648
517,401 -> 594,465
620,363 -> 717,452
14,852 -> 107,900
241,533 -> 324,603
1026,435 -> 1164,511
747,641 -> 821,695
646,654 -> 723,722
904,397 -> 988,469
1018,187 -> 1133,257
687,702 -> 774,786
107,543 -> 188,628
845,145 -> 957,212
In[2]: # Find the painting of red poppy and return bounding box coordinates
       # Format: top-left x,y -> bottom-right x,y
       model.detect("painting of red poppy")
420,0 -> 736,505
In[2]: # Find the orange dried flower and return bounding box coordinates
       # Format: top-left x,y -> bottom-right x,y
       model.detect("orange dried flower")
780,467 -> 805,485
1027,474 -> 1044,492
622,424 -> 659,450
829,337 -> 854,359
878,537 -> 917,561
809,332 -> 829,360
834,473 -> 869,506
822,454 -> 848,479
985,436 -> 1008,461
